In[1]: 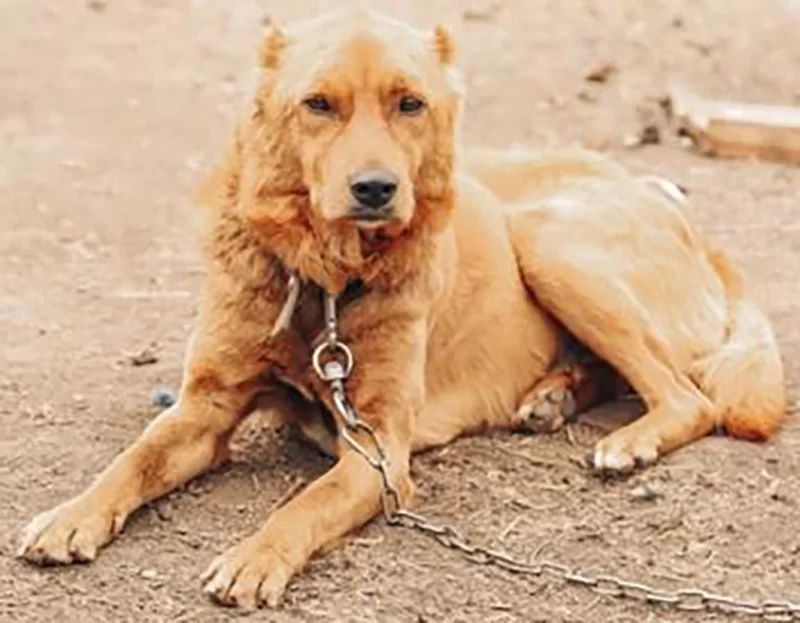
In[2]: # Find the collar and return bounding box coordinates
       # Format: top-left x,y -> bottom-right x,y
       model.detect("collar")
269,272 -> 366,339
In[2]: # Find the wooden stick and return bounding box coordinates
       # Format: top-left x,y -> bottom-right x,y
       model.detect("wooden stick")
670,82 -> 800,165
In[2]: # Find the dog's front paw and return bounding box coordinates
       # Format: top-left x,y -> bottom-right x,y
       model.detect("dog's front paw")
17,496 -> 125,565
586,429 -> 660,474
202,535 -> 297,609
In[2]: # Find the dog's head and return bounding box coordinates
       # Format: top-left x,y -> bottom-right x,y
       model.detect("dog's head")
248,9 -> 463,235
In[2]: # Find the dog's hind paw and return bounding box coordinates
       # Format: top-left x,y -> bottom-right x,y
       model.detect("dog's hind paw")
515,373 -> 578,434
586,431 -> 659,474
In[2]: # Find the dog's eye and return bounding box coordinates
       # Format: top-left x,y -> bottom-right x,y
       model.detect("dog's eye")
398,95 -> 426,115
303,95 -> 333,114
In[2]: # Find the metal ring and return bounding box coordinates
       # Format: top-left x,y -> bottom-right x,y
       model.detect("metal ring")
312,340 -> 354,379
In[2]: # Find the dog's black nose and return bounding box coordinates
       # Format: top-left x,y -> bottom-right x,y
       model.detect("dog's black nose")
349,170 -> 398,210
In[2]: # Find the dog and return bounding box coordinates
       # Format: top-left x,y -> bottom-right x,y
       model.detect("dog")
18,8 -> 786,609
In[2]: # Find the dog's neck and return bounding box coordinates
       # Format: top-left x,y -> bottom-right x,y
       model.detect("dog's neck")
245,195 -> 453,295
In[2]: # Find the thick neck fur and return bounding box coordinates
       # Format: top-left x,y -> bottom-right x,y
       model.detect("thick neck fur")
248,200 -> 451,294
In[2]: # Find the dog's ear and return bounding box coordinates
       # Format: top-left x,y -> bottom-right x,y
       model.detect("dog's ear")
432,24 -> 456,65
258,18 -> 286,70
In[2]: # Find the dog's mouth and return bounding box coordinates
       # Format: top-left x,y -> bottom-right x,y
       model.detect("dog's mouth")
346,207 -> 397,228
338,206 -> 406,251
358,222 -> 404,252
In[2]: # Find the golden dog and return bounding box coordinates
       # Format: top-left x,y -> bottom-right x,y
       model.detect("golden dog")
19,8 -> 786,609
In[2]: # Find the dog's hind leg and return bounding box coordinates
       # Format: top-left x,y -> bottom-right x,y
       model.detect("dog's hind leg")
511,225 -> 721,473
525,268 -> 716,470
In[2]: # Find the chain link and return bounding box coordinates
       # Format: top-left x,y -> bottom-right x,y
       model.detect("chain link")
312,290 -> 800,621
387,507 -> 800,619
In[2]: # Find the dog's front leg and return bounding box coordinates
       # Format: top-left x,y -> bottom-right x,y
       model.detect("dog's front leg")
202,310 -> 425,609
202,432 -> 412,608
17,275 -> 283,565
17,356 -> 261,565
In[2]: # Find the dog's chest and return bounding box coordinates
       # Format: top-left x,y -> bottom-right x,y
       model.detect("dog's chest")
265,289 -> 324,400
267,282 -> 361,403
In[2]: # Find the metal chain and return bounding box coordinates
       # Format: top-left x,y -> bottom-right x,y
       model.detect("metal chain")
311,290 -> 800,621
386,509 -> 800,620
311,293 -> 402,519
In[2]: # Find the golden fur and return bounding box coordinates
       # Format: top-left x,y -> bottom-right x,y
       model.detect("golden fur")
19,9 -> 786,609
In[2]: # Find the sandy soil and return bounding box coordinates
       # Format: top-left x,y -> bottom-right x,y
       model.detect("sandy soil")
2,1 -> 799,621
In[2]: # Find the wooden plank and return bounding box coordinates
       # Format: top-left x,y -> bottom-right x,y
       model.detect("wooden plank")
670,83 -> 800,165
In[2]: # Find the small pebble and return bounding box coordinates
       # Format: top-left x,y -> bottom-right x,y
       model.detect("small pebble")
630,482 -> 661,501
186,481 -> 207,497
140,568 -> 158,581
151,387 -> 176,408
585,61 -> 618,84
130,344 -> 159,366
766,479 -> 787,502
154,504 -> 172,522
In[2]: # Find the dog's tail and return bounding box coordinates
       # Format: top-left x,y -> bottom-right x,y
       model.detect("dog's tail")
689,248 -> 787,440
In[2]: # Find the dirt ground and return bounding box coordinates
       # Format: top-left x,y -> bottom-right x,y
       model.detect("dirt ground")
2,1 -> 799,621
